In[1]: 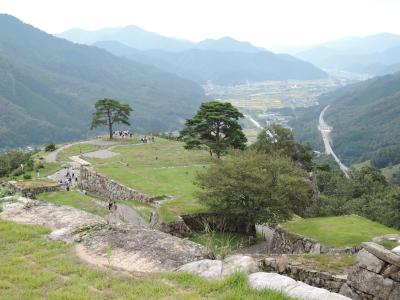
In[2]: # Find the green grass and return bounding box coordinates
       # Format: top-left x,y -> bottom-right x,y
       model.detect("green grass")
86,138 -> 213,222
379,240 -> 399,250
294,254 -> 357,273
57,143 -> 102,162
190,231 -> 255,259
282,215 -> 400,247
0,220 -> 292,299
37,191 -> 108,217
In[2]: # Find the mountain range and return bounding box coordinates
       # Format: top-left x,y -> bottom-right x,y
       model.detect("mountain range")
0,14 -> 205,149
58,26 -> 328,85
296,33 -> 400,75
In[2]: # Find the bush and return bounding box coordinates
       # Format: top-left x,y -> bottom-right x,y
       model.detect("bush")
195,150 -> 310,231
0,151 -> 33,178
45,143 -> 56,152
23,174 -> 32,180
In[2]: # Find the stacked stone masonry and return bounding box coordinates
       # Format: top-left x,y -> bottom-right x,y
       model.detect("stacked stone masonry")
79,166 -> 153,202
340,242 -> 400,300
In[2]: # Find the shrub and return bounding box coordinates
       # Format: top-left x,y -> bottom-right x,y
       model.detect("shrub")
45,143 -> 56,152
23,174 -> 32,180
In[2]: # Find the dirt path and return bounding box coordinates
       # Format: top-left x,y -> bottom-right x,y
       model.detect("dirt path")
43,139 -> 119,163
93,199 -> 149,227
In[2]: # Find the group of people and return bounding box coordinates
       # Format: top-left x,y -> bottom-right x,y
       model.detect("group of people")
139,136 -> 154,144
58,167 -> 78,191
113,130 -> 133,138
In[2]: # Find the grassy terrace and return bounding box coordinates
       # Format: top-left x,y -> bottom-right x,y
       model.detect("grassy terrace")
0,220 -> 292,300
282,215 -> 400,247
37,191 -> 108,217
86,138 -> 213,222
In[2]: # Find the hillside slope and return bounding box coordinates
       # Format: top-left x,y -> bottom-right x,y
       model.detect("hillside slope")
0,14 -> 205,149
293,72 -> 400,167
94,40 -> 328,84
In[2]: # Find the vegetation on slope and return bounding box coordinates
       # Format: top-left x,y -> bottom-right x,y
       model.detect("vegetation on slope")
0,14 -> 205,149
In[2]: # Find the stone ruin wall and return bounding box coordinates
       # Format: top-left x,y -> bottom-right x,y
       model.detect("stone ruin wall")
257,225 -> 360,255
340,242 -> 400,300
7,180 -> 62,198
79,166 -> 153,202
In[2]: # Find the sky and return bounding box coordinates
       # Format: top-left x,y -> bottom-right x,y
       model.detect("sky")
1,0 -> 400,50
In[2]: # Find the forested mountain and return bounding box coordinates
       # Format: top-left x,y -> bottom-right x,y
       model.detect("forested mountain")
292,72 -> 400,168
296,33 -> 400,75
58,26 -> 263,53
0,14 -> 205,149
94,40 -> 328,85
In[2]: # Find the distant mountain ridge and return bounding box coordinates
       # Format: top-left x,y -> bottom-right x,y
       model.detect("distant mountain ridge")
0,14 -> 205,149
296,33 -> 400,75
58,26 -> 264,53
58,25 -> 328,84
93,40 -> 328,84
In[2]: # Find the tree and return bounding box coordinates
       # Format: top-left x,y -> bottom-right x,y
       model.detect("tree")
180,101 -> 247,158
91,99 -> 133,139
195,150 -> 310,234
251,124 -> 313,170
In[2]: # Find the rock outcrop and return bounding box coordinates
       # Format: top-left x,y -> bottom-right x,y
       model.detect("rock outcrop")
0,198 -> 212,273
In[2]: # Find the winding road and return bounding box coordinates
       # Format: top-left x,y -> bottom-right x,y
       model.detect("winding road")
318,105 -> 350,178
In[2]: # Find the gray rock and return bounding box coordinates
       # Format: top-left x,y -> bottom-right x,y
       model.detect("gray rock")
248,272 -> 297,291
348,266 -> 394,299
357,248 -> 386,273
248,272 -> 351,300
48,227 -> 74,242
221,255 -> 260,277
362,242 -> 400,267
177,259 -> 222,279
339,283 -> 362,300
389,282 -> 400,300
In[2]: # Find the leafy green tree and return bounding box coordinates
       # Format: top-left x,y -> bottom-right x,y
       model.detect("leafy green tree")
44,143 -> 56,152
180,101 -> 247,158
195,150 -> 310,234
251,124 -> 313,170
91,99 -> 133,139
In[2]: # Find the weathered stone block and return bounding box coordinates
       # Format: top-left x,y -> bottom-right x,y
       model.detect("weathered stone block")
348,266 -> 394,299
357,248 -> 386,273
362,242 -> 400,267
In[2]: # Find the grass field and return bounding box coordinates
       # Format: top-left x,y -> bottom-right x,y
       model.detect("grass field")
0,220 -> 292,300
282,215 -> 400,247
37,191 -> 108,217
86,138 -> 213,222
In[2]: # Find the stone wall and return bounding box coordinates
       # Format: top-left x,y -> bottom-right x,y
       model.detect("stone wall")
8,180 -> 62,198
257,225 -> 360,255
79,166 -> 153,202
261,256 -> 346,293
340,242 -> 400,300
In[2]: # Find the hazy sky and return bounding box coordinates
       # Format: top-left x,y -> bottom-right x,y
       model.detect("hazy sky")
1,0 -> 400,49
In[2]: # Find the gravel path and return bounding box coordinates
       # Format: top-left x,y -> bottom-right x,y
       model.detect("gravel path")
82,149 -> 119,159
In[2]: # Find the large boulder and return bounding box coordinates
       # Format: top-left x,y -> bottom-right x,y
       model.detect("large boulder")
248,272 -> 350,300
357,248 -> 386,273
177,260 -> 223,279
177,255 -> 260,279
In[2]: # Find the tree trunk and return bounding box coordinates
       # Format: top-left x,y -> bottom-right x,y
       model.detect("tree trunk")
108,122 -> 113,140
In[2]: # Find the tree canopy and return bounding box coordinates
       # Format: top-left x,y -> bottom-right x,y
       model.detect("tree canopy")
91,99 -> 133,139
195,150 -> 310,233
180,101 -> 247,158
251,124 -> 313,170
